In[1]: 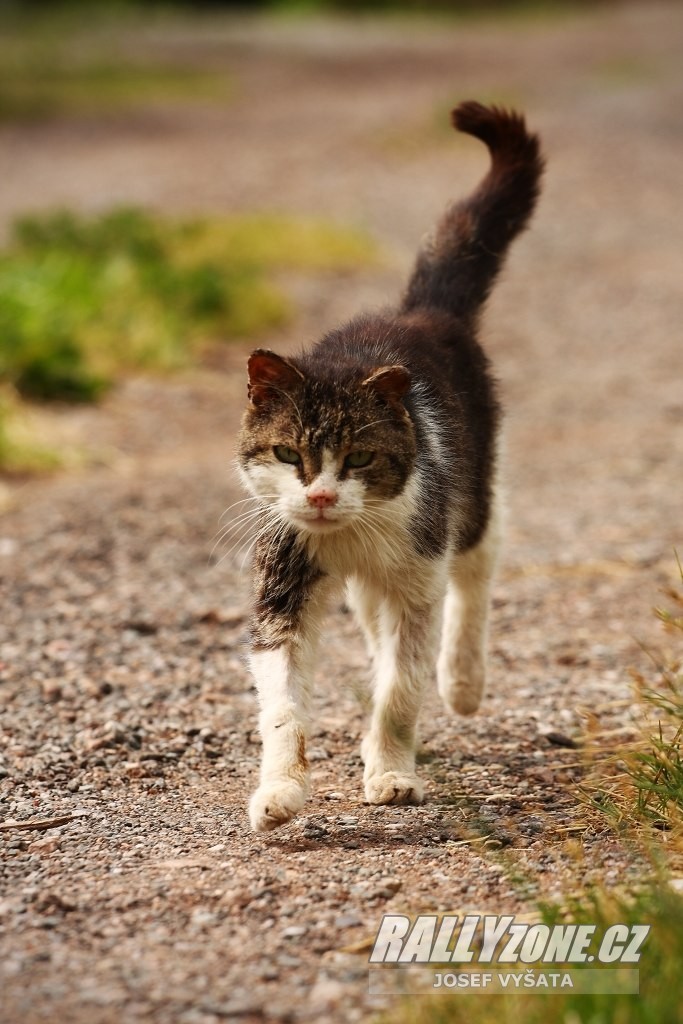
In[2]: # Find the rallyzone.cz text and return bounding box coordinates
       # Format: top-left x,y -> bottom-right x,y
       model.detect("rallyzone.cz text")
369,915 -> 651,965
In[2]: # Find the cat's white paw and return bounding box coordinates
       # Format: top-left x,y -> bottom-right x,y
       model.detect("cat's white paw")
365,771 -> 424,806
249,780 -> 307,832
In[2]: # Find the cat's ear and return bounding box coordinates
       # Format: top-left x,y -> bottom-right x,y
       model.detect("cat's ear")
247,349 -> 305,407
361,365 -> 411,402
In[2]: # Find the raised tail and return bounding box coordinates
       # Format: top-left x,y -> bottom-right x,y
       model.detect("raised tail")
401,101 -> 544,321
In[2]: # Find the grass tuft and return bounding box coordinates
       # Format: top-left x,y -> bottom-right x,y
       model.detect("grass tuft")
579,566 -> 683,843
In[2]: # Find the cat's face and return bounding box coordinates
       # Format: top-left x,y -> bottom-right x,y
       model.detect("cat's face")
237,349 -> 417,536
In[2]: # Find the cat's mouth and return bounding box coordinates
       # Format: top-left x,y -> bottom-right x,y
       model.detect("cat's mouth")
291,511 -> 346,533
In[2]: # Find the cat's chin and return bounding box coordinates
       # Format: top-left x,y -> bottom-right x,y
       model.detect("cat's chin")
290,515 -> 347,535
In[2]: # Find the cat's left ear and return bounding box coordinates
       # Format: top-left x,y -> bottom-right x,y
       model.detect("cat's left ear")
247,349 -> 305,407
361,365 -> 411,402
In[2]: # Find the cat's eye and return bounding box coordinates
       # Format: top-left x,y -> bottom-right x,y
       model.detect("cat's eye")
344,450 -> 374,469
273,445 -> 301,465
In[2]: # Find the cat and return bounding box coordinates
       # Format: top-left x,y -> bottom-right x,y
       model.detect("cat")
236,101 -> 544,831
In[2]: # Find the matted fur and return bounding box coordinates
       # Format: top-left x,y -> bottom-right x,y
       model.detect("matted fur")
236,101 -> 544,831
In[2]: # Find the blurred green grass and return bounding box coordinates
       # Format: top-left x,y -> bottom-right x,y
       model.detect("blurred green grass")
0,206 -> 377,401
0,62 -> 230,123
0,1 -> 232,124
0,207 -> 377,470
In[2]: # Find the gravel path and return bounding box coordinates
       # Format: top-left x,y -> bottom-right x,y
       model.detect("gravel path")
1,4 -> 682,1022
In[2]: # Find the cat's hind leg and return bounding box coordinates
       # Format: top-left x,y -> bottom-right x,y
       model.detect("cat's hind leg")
437,496 -> 502,716
346,576 -> 380,661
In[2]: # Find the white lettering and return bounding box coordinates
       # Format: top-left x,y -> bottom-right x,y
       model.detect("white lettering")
479,914 -> 515,962
399,915 -> 437,964
567,925 -> 595,963
369,914 -> 411,963
520,924 -> 551,963
543,924 -> 578,962
450,915 -> 479,963
621,925 -> 651,963
598,924 -> 630,963
498,923 -> 528,962
431,916 -> 459,962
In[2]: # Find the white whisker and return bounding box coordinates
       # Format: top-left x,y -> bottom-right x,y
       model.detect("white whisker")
208,508 -> 277,564
217,495 -> 279,526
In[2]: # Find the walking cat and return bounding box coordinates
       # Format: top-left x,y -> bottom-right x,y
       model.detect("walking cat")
236,102 -> 544,831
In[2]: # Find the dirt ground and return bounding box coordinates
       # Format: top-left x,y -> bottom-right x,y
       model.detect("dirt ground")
1,3 -> 682,1022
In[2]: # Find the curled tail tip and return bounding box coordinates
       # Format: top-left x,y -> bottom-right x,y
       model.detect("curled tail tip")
451,99 -> 543,165
450,100 -> 499,135
401,99 -> 544,321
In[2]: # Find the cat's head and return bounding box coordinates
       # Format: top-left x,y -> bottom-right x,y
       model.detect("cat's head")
237,348 -> 417,535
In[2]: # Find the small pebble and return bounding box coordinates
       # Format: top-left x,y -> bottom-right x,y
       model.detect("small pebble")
335,914 -> 363,928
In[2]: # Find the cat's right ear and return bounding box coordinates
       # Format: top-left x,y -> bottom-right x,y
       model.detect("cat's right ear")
361,365 -> 411,402
247,350 -> 305,408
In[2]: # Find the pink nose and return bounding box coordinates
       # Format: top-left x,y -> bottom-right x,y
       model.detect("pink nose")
307,488 -> 338,509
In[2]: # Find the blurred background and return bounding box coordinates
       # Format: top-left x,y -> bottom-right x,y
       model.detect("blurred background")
1,0 -> 681,515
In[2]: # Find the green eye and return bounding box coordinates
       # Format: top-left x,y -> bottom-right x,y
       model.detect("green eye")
274,445 -> 301,465
345,450 -> 374,469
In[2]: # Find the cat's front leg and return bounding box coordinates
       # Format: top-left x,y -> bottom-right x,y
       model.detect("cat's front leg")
248,645 -> 311,832
361,596 -> 441,806
247,532 -> 330,832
